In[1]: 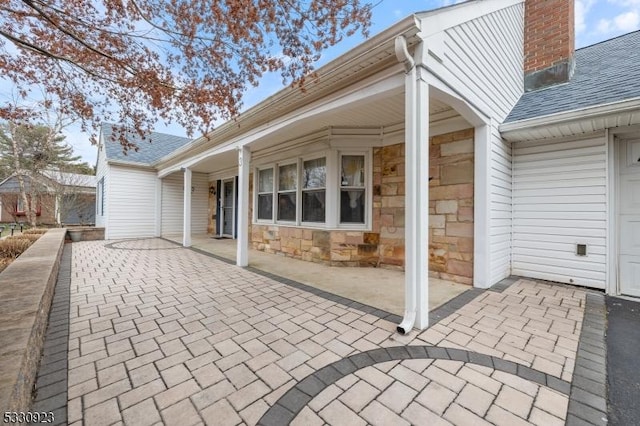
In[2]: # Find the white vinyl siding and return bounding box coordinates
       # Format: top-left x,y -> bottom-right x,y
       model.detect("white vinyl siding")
491,127 -> 513,282
432,3 -> 524,285
512,136 -> 607,289
161,173 -> 183,235
107,165 -> 157,239
191,172 -> 209,234
161,171 -> 209,237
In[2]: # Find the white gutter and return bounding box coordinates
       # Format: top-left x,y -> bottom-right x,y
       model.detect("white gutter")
395,35 -> 417,336
500,97 -> 640,139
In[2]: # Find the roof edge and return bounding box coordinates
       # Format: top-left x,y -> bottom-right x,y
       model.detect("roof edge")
500,97 -> 640,138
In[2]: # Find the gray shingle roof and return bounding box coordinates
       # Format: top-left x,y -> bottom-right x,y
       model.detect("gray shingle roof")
101,123 -> 192,165
505,30 -> 640,123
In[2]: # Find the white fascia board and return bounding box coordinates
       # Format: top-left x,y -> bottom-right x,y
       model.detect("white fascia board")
500,97 -> 640,141
106,159 -> 156,170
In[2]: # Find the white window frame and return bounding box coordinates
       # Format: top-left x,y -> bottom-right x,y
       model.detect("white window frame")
252,148 -> 372,231
300,154 -> 327,226
337,150 -> 372,230
255,166 -> 275,223
276,160 -> 299,224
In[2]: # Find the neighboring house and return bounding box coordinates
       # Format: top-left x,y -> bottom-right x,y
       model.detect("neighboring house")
0,171 -> 96,225
98,0 -> 640,328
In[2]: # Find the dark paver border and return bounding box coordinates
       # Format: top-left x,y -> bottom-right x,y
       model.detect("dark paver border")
567,291 -> 608,426
32,244 -> 72,425
257,345 -> 572,426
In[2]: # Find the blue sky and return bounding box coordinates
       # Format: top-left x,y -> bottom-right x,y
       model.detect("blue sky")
59,0 -> 640,163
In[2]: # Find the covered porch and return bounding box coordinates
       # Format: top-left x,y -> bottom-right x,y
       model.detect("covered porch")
163,233 -> 469,316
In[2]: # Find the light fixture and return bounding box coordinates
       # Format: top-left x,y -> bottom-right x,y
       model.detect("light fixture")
209,186 -> 216,195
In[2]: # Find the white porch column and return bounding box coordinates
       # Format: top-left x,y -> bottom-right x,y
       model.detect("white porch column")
183,167 -> 192,247
396,36 -> 430,333
474,123 -> 492,288
411,65 -> 430,330
236,146 -> 251,267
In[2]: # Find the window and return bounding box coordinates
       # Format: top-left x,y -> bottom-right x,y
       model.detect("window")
340,155 -> 365,224
16,197 -> 25,213
257,168 -> 273,220
277,163 -> 297,221
302,158 -> 326,222
254,149 -> 369,229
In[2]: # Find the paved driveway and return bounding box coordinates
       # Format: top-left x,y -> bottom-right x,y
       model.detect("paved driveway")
32,239 -> 608,425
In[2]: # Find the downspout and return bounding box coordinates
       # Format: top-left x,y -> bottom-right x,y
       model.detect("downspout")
395,35 -> 417,335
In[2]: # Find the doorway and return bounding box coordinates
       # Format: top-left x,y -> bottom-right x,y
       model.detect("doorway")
618,137 -> 640,297
220,178 -> 236,238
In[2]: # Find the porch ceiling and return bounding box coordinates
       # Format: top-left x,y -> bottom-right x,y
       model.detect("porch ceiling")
187,91 -> 455,174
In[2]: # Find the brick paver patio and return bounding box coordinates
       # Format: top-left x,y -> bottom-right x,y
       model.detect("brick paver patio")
33,239 -> 608,425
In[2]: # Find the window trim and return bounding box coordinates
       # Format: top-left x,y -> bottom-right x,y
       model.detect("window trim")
255,166 -> 275,223
252,148 -> 372,231
276,160 -> 299,224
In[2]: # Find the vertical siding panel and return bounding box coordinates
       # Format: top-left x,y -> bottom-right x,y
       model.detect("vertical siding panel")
161,173 -> 183,236
107,166 -> 157,239
512,136 -> 607,288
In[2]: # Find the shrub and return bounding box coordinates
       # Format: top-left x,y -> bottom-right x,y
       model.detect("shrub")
18,234 -> 42,242
22,228 -> 48,235
0,258 -> 11,273
0,237 -> 32,259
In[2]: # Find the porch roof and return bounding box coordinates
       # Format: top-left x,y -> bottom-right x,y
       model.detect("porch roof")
154,0 -> 514,172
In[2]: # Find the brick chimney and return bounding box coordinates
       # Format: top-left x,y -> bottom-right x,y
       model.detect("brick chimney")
524,0 -> 575,91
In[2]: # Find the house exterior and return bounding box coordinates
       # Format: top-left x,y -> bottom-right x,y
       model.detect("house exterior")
97,0 -> 640,329
94,123 -> 194,239
0,171 -> 96,225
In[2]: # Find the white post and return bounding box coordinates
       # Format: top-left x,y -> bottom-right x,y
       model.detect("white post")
183,167 -> 192,247
237,146 -> 251,266
155,178 -> 162,237
413,66 -> 430,330
473,123 -> 492,288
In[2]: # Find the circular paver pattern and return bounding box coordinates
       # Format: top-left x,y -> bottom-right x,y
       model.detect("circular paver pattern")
258,345 -> 570,426
105,238 -> 181,251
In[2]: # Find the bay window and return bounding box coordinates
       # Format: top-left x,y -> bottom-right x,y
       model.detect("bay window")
254,149 -> 369,228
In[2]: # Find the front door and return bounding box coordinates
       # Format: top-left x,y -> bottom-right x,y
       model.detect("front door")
221,178 -> 235,237
619,138 -> 640,297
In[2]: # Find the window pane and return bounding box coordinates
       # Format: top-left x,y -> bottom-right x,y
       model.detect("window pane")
341,155 -> 365,187
258,168 -> 273,192
340,189 -> 365,223
278,193 -> 296,221
302,190 -> 325,222
303,158 -> 326,189
279,164 -> 297,191
257,194 -> 273,220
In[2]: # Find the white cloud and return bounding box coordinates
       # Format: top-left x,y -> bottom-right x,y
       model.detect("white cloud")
614,10 -> 640,30
575,0 -> 595,34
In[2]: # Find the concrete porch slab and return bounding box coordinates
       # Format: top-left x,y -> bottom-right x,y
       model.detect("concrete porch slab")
163,234 -> 469,316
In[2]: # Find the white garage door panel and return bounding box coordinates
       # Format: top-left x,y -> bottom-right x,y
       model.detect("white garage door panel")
619,138 -> 640,297
619,255 -> 640,297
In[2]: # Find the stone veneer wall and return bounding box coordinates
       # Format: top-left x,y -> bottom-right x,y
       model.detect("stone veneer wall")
217,128 -> 474,283
428,129 -> 474,285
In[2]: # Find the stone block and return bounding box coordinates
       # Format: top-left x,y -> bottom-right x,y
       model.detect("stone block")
302,229 -> 313,240
441,139 -> 474,156
448,259 -> 473,278
431,133 -> 454,145
441,162 -> 474,185
393,213 -> 405,227
313,231 -> 330,248
430,184 -> 474,200
381,183 -> 398,196
458,206 -> 473,222
446,223 -> 473,238
381,196 -> 404,208
453,128 -> 474,140
363,233 -> 380,245
429,215 -> 446,229
436,200 -> 458,214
